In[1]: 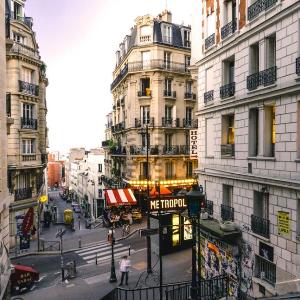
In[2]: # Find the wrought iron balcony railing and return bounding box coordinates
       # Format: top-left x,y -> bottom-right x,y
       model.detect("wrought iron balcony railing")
255,255 -> 276,285
204,90 -> 214,104
112,121 -> 125,133
134,117 -> 154,128
183,119 -> 198,128
129,145 -> 189,156
296,57 -> 300,76
162,117 -> 180,128
21,117 -> 37,130
14,187 -> 32,201
221,144 -> 235,156
251,214 -> 270,238
110,64 -> 128,91
164,90 -> 176,98
19,80 -> 39,96
205,33 -> 215,50
129,146 -> 148,155
138,90 -> 151,97
220,82 -> 235,99
22,155 -> 37,161
184,92 -> 196,100
221,18 -> 237,40
221,204 -> 234,221
248,0 -> 277,21
247,66 -> 277,90
110,146 -> 126,155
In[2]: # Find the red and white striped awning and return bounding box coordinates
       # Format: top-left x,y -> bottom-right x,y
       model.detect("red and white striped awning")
104,189 -> 137,206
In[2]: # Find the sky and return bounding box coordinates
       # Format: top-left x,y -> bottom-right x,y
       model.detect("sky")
25,0 -> 193,153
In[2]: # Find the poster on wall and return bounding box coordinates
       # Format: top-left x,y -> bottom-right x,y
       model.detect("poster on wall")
190,129 -> 198,159
277,211 -> 291,238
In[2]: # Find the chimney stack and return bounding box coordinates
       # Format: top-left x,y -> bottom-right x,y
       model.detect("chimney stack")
160,10 -> 172,23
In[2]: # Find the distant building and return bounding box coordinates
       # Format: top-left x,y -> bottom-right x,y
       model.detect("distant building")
47,153 -> 64,188
6,0 -> 48,249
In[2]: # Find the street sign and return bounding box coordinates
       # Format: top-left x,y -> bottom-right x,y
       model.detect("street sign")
140,228 -> 159,237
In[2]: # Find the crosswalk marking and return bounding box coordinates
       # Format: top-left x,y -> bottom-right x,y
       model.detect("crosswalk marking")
75,242 -> 135,265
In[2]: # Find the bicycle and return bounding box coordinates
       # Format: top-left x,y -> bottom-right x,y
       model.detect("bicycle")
122,223 -> 131,237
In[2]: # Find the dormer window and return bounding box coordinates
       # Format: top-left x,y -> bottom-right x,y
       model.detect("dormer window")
13,1 -> 23,20
183,30 -> 191,48
163,25 -> 172,44
140,26 -> 152,43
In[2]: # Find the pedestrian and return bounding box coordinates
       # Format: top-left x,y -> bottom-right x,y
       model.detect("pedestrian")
119,255 -> 131,286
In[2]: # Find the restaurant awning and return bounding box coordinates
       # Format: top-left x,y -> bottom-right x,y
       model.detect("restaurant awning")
104,189 -> 137,206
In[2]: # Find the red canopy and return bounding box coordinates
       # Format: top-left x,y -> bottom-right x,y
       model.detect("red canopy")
13,264 -> 38,274
105,189 -> 137,206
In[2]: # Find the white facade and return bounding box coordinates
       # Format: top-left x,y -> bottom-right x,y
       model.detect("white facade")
192,0 -> 300,298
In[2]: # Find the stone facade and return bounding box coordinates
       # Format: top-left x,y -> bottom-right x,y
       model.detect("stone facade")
6,0 -> 48,248
105,11 -> 198,191
192,0 -> 300,298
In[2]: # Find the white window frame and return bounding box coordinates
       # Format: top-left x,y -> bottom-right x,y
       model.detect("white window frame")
22,139 -> 35,154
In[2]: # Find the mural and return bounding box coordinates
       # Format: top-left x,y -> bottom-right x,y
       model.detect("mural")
197,234 -> 254,298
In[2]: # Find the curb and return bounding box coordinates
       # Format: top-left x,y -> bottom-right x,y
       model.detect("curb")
10,227 -> 144,259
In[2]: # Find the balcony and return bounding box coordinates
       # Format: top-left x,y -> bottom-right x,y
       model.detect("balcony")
138,90 -> 151,97
110,146 -> 126,155
139,35 -> 151,43
164,90 -> 176,98
221,204 -> 234,221
110,64 -> 128,91
247,66 -> 277,90
255,255 -> 276,285
22,154 -> 36,161
251,214 -> 270,238
162,117 -> 180,128
204,90 -> 214,104
21,117 -> 37,130
19,80 -> 39,96
128,60 -> 190,74
184,92 -> 196,100
10,42 -> 40,60
112,121 -> 125,133
162,146 -> 189,155
135,117 -> 154,128
129,146 -> 147,155
248,0 -> 277,21
296,57 -> 300,76
221,18 -> 237,40
221,144 -> 235,157
14,187 -> 32,201
205,33 -> 215,50
220,82 -> 235,99
183,119 -> 198,128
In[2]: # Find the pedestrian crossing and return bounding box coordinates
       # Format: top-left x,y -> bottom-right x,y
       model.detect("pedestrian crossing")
75,241 -> 134,264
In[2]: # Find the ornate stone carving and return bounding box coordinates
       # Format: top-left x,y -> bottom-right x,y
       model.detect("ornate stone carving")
135,15 -> 154,27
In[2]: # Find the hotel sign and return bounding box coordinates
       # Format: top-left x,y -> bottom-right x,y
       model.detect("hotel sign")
190,130 -> 198,159
149,196 -> 188,211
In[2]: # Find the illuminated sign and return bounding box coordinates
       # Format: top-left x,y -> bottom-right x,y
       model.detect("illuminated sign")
190,130 -> 198,159
149,196 -> 187,211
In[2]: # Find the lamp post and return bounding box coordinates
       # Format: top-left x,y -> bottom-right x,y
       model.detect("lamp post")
38,194 -> 48,252
56,228 -> 66,282
109,224 -> 117,283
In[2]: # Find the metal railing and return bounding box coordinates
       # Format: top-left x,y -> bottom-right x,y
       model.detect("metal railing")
220,82 -> 235,99
111,64 -> 128,91
112,122 -> 125,133
134,117 -> 154,128
21,117 -> 37,130
19,80 -> 39,96
10,42 -> 40,60
221,144 -> 235,156
247,66 -> 277,90
205,33 -> 215,49
14,187 -> 32,201
183,119 -> 198,128
221,204 -> 234,221
221,18 -> 237,40
195,275 -> 229,299
248,0 -> 277,21
129,145 -> 189,156
296,57 -> 300,76
251,214 -> 270,238
138,90 -> 152,97
22,154 -> 37,161
164,90 -> 176,98
204,90 -> 214,104
110,146 -> 126,155
255,255 -> 276,285
162,117 -> 180,127
184,92 -> 196,100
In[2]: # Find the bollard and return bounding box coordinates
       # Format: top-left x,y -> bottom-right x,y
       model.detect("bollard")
128,245 -> 131,256
78,237 -> 81,248
95,253 -> 98,265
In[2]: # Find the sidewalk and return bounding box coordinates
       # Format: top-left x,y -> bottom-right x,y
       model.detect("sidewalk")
13,248 -> 192,300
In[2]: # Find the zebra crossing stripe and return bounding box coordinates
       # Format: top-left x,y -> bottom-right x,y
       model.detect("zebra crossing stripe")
82,245 -> 129,261
86,249 -> 136,264
75,241 -> 114,254
77,243 -> 125,258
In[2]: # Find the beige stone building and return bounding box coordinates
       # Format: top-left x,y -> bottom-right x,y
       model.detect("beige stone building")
104,10 -> 198,194
192,0 -> 300,298
0,0 -> 12,297
6,0 -> 48,248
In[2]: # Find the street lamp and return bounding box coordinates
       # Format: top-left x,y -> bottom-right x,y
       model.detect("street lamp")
186,184 -> 205,300
109,224 -> 117,283
37,194 -> 48,252
56,228 -> 66,282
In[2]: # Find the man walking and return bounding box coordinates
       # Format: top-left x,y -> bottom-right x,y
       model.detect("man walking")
119,255 -> 131,286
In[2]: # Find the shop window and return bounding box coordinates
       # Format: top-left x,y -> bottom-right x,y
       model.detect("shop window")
172,214 -> 180,246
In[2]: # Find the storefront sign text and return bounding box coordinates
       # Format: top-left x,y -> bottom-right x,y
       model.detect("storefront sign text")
149,196 -> 187,211
190,130 -> 198,160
